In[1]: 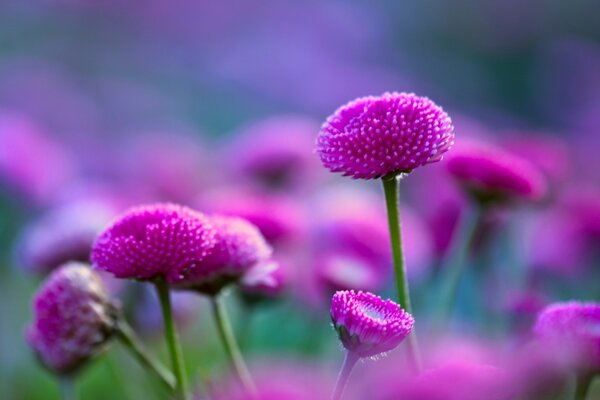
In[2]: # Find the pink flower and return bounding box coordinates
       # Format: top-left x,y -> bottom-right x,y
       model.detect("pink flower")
317,92 -> 454,179
239,260 -> 287,302
26,262 -> 117,374
533,301 -> 600,371
330,290 -> 414,357
445,140 -> 547,204
172,215 -> 272,294
91,203 -> 216,282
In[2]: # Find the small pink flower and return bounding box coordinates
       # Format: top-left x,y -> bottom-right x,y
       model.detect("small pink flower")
240,260 -> 286,301
534,301 -> 600,371
91,203 -> 216,282
172,215 -> 272,294
26,262 -> 117,374
445,140 -> 547,204
331,290 -> 414,357
317,92 -> 454,179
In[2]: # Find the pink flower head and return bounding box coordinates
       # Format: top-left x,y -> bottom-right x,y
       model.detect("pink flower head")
26,262 -> 117,374
533,302 -> 600,371
317,92 -> 454,179
316,252 -> 385,294
331,290 -> 414,357
239,260 -> 286,302
227,115 -> 324,190
172,215 -> 272,294
91,203 -> 216,282
445,141 -> 547,204
16,202 -> 115,275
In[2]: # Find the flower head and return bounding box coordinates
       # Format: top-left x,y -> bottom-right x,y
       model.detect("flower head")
317,92 -> 454,179
172,215 -> 272,294
239,260 -> 286,303
445,141 -> 547,204
533,301 -> 600,371
26,262 -> 117,374
91,203 -> 216,282
330,290 -> 414,357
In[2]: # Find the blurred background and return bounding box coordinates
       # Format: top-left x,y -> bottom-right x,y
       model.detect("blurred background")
1,1 -> 600,399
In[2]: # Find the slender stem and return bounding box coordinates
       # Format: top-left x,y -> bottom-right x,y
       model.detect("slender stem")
59,376 -> 76,400
115,318 -> 176,392
155,278 -> 189,400
331,352 -> 359,400
382,174 -> 422,374
574,373 -> 594,400
210,294 -> 257,396
436,204 -> 483,328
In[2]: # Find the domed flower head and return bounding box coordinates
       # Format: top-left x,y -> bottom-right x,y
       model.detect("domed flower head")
331,290 -> 414,358
91,203 -> 216,282
16,202 -> 115,275
445,141 -> 547,205
317,92 -> 454,179
172,215 -> 273,295
26,262 -> 117,375
533,302 -> 600,371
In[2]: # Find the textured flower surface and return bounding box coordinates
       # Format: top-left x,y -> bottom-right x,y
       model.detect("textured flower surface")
91,203 -> 216,282
445,141 -> 547,203
26,262 -> 116,374
533,301 -> 600,370
331,290 -> 414,357
172,215 -> 272,293
317,92 -> 454,179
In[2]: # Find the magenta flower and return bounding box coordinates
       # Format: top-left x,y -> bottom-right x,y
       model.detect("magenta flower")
16,202 -> 115,275
26,262 -> 117,374
316,92 -> 454,179
91,203 -> 216,282
317,253 -> 384,294
172,215 -> 272,294
240,260 -> 286,302
533,301 -> 600,370
331,290 -> 414,358
445,141 -> 547,204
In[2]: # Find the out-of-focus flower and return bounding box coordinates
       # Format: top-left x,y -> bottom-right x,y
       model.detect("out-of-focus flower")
564,187 -> 600,242
445,140 -> 547,205
199,189 -> 306,246
172,215 -> 272,295
316,253 -> 383,294
91,203 -> 216,282
209,360 -> 331,400
239,260 -> 286,303
533,301 -> 600,371
331,290 -> 414,358
16,202 -> 115,275
0,110 -> 73,204
26,262 -> 117,374
316,92 -> 454,179
226,115 -> 324,191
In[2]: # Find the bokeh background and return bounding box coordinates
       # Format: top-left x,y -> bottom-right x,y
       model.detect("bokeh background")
1,1 -> 600,399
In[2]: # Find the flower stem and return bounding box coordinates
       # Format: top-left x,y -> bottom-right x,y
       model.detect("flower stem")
210,294 -> 257,396
382,174 -> 422,374
115,317 -> 176,392
155,278 -> 189,400
59,376 -> 76,400
331,351 -> 359,400
436,204 -> 483,329
574,373 -> 594,400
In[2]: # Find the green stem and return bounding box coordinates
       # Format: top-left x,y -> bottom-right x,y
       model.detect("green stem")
436,204 -> 483,328
59,376 -> 76,400
331,351 -> 359,400
115,318 -> 176,392
574,373 -> 594,400
382,174 -> 422,373
210,294 -> 257,396
155,278 -> 189,400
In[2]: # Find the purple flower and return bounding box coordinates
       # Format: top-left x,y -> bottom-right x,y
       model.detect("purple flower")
330,290 -> 414,358
316,92 -> 454,179
16,202 -> 115,275
445,140 -> 547,204
533,301 -> 600,371
26,262 -> 117,374
172,215 -> 272,294
91,203 -> 217,282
